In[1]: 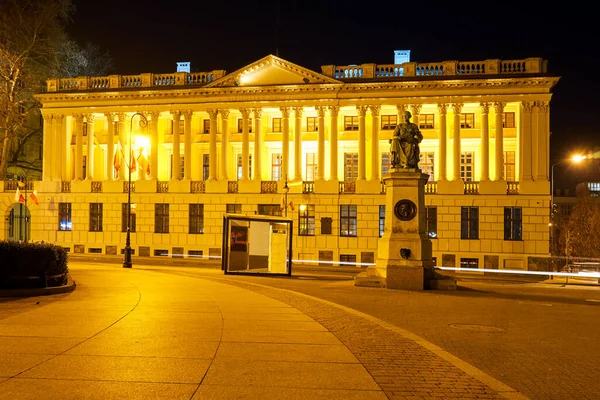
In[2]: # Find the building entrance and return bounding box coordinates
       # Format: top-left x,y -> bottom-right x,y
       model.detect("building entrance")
7,203 -> 31,242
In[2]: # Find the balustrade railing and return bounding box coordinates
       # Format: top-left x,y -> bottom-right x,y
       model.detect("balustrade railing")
191,181 -> 205,193
89,76 -> 109,89
339,181 -> 356,194
464,181 -> 480,195
261,181 -> 278,194
380,181 -> 386,194
425,181 -> 437,194
61,181 -> 71,193
228,181 -> 239,193
302,181 -> 314,194
4,181 -> 33,191
123,181 -> 135,193
456,61 -> 486,74
507,181 -> 519,194
157,181 -> 169,193
415,62 -> 444,76
91,181 -> 102,193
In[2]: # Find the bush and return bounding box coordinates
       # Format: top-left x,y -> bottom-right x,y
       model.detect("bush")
0,241 -> 69,289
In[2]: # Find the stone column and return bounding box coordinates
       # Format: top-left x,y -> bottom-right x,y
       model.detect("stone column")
61,115 -> 70,181
74,114 -> 84,180
52,115 -> 63,181
149,111 -> 159,180
253,108 -> 262,180
240,108 -> 250,181
293,107 -> 303,181
105,113 -> 115,180
396,104 -> 407,123
171,111 -> 181,181
42,114 -> 53,181
370,105 -> 380,181
183,110 -> 193,180
220,109 -> 230,180
452,103 -> 463,181
208,109 -> 219,180
316,106 -> 326,181
480,103 -> 490,181
536,101 -> 549,181
329,106 -> 339,180
117,113 -> 126,180
410,104 -> 422,131
437,104 -> 447,181
281,107 -> 290,181
85,114 -> 95,180
520,102 -> 533,181
494,103 -> 505,180
357,105 -> 367,181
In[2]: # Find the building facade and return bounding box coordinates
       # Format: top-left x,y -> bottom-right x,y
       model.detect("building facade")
1,55 -> 559,269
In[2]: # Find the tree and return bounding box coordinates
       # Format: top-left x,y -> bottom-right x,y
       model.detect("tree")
0,0 -> 113,179
565,191 -> 600,260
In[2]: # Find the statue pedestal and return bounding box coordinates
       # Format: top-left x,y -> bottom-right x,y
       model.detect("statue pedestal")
355,168 -> 455,291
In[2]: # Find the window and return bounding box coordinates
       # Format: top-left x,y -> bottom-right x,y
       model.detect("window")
344,116 -> 358,131
461,207 -> 479,239
298,205 -> 315,236
419,114 -> 435,129
340,205 -> 357,237
344,153 -> 358,181
460,258 -> 479,268
502,112 -> 515,128
257,204 -> 282,216
426,207 -> 437,238
306,153 -> 317,181
121,203 -> 136,233
170,154 -> 184,179
381,115 -> 397,130
82,155 -> 87,179
379,205 -> 385,237
83,122 -> 88,137
169,120 -> 184,134
460,152 -> 474,182
381,153 -> 391,175
237,154 -> 252,180
203,119 -> 210,134
504,151 -> 516,181
227,204 -> 242,214
155,203 -> 169,233
203,154 -> 210,180
58,203 -> 72,231
237,118 -> 253,133
419,152 -> 435,181
270,117 -> 282,132
340,254 -> 357,267
272,153 -> 282,181
89,203 -> 103,232
189,204 -> 204,234
306,117 -> 318,132
460,113 -> 475,129
504,207 -> 522,240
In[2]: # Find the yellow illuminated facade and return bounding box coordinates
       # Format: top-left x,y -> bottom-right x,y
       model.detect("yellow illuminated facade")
2,55 -> 559,269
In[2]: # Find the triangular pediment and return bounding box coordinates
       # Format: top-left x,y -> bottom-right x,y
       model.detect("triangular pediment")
205,54 -> 341,87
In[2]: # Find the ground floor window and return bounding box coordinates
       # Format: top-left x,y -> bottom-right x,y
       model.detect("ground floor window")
460,258 -> 479,268
155,203 -> 169,233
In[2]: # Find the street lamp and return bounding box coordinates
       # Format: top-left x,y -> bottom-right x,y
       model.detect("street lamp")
550,154 -> 587,250
283,174 -> 289,217
123,112 -> 148,269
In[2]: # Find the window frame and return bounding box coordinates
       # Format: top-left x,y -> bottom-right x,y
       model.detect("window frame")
340,204 -> 357,237
237,118 -> 253,133
344,152 -> 359,181
502,112 -> 516,128
460,113 -> 475,129
379,205 -> 385,238
460,206 -> 479,240
89,203 -> 103,232
504,151 -> 516,181
504,206 -> 522,241
460,152 -> 474,182
298,204 -> 315,236
257,204 -> 282,217
121,203 -> 137,233
306,117 -> 318,132
203,119 -> 210,134
226,204 -> 242,214
381,115 -> 397,130
418,114 -> 435,129
426,206 -> 437,238
155,203 -> 170,234
58,203 -> 72,231
189,204 -> 205,234
419,152 -> 435,181
305,153 -> 317,181
271,153 -> 282,181
272,117 -> 282,133
344,116 -> 359,131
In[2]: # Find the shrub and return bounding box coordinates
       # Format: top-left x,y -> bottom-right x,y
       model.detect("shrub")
0,241 -> 69,289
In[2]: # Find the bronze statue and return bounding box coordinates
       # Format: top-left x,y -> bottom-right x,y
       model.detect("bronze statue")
389,110 -> 423,169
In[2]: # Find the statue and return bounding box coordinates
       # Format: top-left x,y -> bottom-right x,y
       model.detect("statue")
389,110 -> 423,169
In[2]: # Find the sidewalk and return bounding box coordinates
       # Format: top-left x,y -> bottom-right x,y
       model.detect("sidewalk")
0,263 -> 525,399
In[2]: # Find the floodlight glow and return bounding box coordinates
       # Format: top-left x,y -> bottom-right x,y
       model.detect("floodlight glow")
572,154 -> 587,163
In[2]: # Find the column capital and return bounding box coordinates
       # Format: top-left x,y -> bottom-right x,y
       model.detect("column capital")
240,108 -> 251,119
104,112 -> 116,122
116,112 -> 127,123
42,114 -> 54,122
293,107 -> 303,117
437,103 -> 447,115
54,114 -> 64,122
171,110 -> 182,120
184,110 -> 193,120
328,105 -> 339,116
396,104 -> 408,114
493,102 -> 506,114
148,111 -> 160,121
479,102 -> 489,114
369,105 -> 380,117
452,103 -> 463,114
521,101 -> 534,113
316,106 -> 326,118
207,109 -> 219,119
535,101 -> 549,113
74,114 -> 84,123
84,114 -> 94,123
252,108 -> 262,119
221,109 -> 230,119
280,107 -> 290,118
410,104 -> 422,115
356,105 -> 368,117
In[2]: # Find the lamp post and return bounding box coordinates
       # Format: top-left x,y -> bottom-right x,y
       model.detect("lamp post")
283,174 -> 289,217
123,112 -> 148,268
550,154 -> 586,252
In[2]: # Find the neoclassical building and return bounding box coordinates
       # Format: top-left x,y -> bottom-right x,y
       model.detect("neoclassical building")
2,54 -> 559,269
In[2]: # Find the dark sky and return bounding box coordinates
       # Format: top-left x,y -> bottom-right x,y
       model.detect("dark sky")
67,0 -> 600,187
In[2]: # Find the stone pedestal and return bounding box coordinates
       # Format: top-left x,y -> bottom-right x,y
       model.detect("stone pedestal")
355,168 -> 455,291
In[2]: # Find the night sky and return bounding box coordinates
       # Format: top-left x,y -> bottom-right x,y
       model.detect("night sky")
67,0 -> 600,188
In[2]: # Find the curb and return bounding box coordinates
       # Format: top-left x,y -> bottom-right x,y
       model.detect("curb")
0,275 -> 76,297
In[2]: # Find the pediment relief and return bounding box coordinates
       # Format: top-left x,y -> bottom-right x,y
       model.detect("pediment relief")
205,54 -> 341,88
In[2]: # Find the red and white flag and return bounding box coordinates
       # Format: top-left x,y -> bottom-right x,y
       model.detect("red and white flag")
29,190 -> 39,205
129,150 -> 137,173
113,145 -> 123,172
280,195 -> 286,211
288,201 -> 295,211
15,188 -> 25,204
137,149 -> 150,175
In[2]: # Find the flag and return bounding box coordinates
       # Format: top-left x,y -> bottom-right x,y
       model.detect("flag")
129,150 -> 137,173
288,201 -> 295,211
113,145 -> 122,172
137,148 -> 150,175
29,190 -> 39,205
15,188 -> 25,204
280,195 -> 286,211
14,188 -> 20,202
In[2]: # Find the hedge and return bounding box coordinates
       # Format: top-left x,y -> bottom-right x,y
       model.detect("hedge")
0,241 -> 69,289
